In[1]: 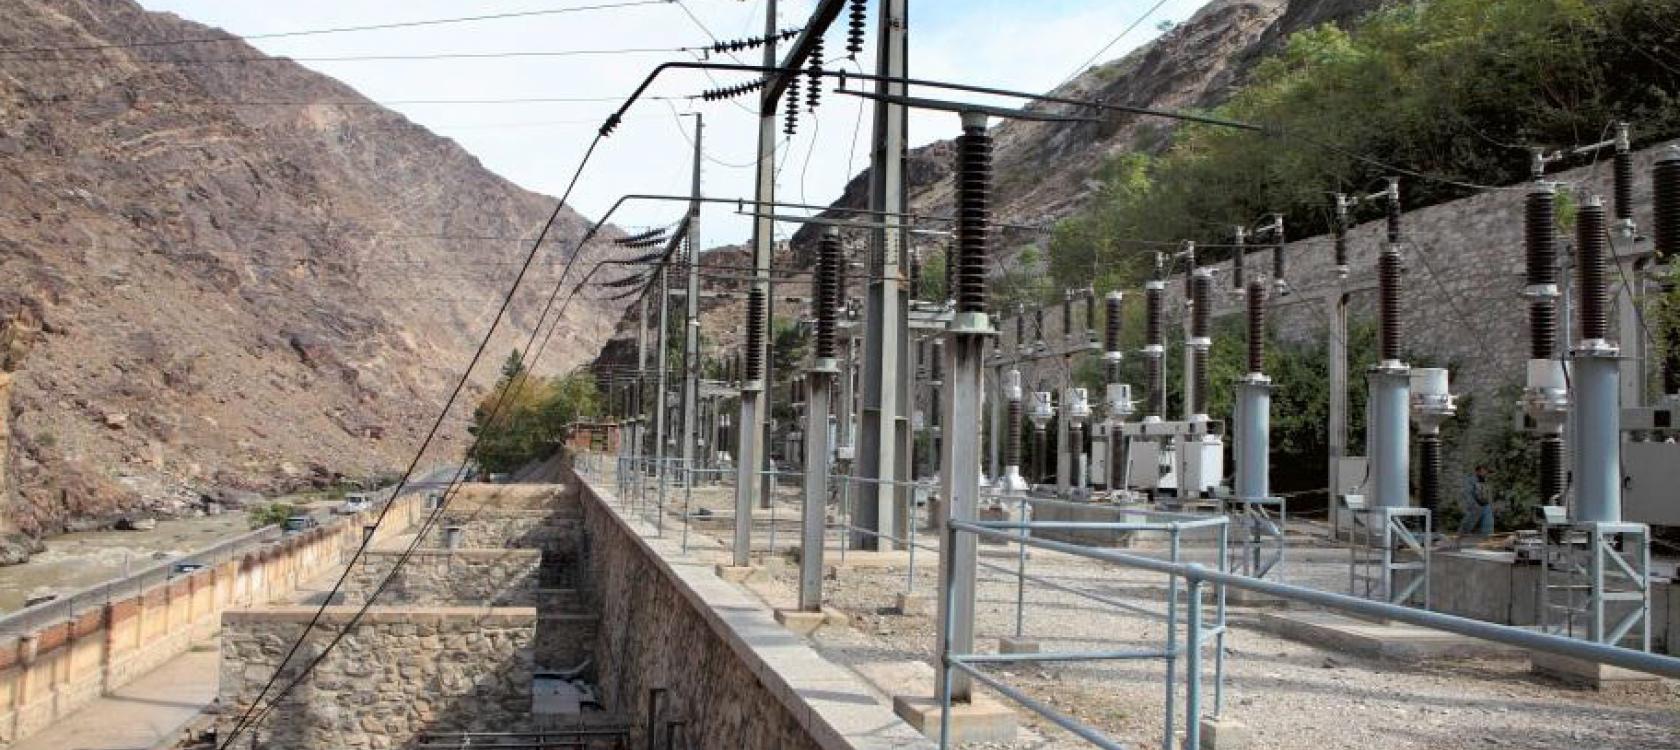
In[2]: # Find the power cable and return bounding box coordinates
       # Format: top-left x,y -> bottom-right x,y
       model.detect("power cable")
2,45 -> 692,65
1053,0 -> 1172,92
0,0 -> 675,56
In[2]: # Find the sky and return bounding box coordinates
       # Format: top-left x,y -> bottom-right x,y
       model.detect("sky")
137,0 -> 1211,246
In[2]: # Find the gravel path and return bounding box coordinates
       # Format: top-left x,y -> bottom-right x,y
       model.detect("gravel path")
660,485 -> 1680,750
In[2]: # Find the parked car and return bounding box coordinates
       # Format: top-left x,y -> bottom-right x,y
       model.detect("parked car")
335,493 -> 372,515
171,562 -> 206,576
282,515 -> 320,535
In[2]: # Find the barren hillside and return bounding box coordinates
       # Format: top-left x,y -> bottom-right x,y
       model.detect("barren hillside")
0,0 -> 627,535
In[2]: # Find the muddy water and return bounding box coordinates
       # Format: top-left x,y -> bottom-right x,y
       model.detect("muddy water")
0,514 -> 252,613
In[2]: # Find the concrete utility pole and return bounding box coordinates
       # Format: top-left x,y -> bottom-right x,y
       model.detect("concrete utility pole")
653,246 -> 672,531
798,229 -> 843,612
855,0 -> 911,551
732,0 -> 780,567
681,114 -> 703,488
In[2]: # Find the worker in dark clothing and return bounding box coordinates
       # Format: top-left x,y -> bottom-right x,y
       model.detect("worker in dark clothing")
1456,464 -> 1494,542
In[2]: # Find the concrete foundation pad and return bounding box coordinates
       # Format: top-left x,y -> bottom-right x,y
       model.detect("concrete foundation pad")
892,694 -> 1018,744
894,592 -> 933,617
1530,651 -> 1665,694
714,564 -> 763,583
773,607 -> 849,635
1198,717 -> 1253,749
1224,586 -> 1289,609
826,550 -> 917,570
1258,610 -> 1526,660
997,636 -> 1040,654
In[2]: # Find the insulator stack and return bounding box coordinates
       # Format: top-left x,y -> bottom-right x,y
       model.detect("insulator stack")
815,230 -> 841,360
1657,151 -> 1680,261
1062,292 -> 1074,342
1182,243 -> 1197,298
1085,290 -> 1097,341
784,76 -> 801,136
1378,247 -> 1403,362
1103,293 -> 1123,353
1231,227 -> 1246,290
1526,187 -> 1559,360
745,287 -> 767,382
953,117 -> 992,314
805,37 -> 823,112
1247,278 -> 1266,374
1540,436 -> 1566,504
1191,347 -> 1210,416
1189,273 -> 1211,339
1146,285 -> 1164,349
1418,433 -> 1442,511
846,0 -> 867,58
1271,218 -> 1286,281
1614,148 -> 1634,224
1385,179 -> 1402,245
943,244 -> 954,303
1333,196 -> 1350,271
1005,400 -> 1024,468
1576,198 -> 1609,342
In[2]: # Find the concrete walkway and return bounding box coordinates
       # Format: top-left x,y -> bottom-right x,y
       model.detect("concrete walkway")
11,642 -> 219,750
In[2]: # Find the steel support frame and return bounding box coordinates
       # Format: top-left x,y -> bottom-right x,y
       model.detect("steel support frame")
1349,505 -> 1431,608
1539,520 -> 1652,649
799,369 -> 835,611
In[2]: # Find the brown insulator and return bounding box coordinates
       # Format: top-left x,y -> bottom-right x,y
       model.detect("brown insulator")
1614,146 -> 1635,223
1526,187 -> 1559,360
1540,435 -> 1566,505
954,117 -> 992,314
805,37 -> 823,112
1418,433 -> 1442,512
784,76 -> 800,136
1654,150 -> 1680,261
1191,347 -> 1209,416
1379,247 -> 1403,362
1385,179 -> 1402,245
1190,273 -> 1211,339
1334,196 -> 1350,270
1104,293 -> 1123,355
1247,278 -> 1266,374
1576,198 -> 1609,342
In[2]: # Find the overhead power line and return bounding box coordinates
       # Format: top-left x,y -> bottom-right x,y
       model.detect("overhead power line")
0,0 -> 675,57
1,45 -> 694,65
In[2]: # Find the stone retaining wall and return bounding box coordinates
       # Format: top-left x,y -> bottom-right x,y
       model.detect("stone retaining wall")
572,472 -> 934,750
0,490 -> 428,747
220,607 -> 536,750
343,548 -> 543,607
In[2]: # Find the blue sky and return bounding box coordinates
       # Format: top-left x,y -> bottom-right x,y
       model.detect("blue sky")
137,0 -> 1210,245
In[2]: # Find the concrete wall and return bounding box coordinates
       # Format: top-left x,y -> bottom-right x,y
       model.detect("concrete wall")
0,491 -> 427,747
572,472 -> 934,750
1429,551 -> 1674,654
344,548 -> 543,607
220,607 -> 537,750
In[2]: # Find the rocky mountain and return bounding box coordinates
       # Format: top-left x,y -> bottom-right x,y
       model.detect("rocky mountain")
0,0 -> 628,535
789,0 -> 1382,261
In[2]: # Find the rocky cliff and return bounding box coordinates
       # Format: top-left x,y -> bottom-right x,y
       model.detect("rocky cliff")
0,0 -> 627,534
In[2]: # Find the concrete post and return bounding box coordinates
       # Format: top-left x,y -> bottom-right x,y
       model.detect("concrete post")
799,371 -> 833,611
732,0 -> 778,549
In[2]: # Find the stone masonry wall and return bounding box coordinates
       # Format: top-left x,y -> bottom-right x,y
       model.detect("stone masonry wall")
220,607 -> 536,750
342,548 -> 543,606
576,481 -> 826,750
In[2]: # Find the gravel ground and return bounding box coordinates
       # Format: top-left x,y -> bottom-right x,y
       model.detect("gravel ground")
652,481 -> 1680,750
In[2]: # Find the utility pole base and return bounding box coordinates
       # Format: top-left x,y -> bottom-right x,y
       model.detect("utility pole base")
1198,717 -> 1254,750
773,607 -> 849,635
891,694 -> 1017,743
892,591 -> 932,617
1530,651 -> 1664,694
996,636 -> 1040,655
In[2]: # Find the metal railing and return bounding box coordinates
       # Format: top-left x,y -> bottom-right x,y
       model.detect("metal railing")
940,517 -> 1680,750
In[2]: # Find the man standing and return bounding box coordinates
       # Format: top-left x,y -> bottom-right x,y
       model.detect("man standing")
1456,464 -> 1494,543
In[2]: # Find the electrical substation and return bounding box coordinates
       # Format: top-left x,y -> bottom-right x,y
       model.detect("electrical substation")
115,2 -> 1680,750
585,2 -> 1680,747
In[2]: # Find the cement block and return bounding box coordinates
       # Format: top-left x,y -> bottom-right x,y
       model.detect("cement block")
997,637 -> 1040,655
774,607 -> 849,635
714,564 -> 763,583
1257,611 -> 1525,660
892,694 -> 1017,744
1198,717 -> 1253,750
894,592 -> 933,617
1530,651 -> 1665,694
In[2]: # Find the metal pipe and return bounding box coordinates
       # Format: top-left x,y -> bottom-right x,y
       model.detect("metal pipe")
947,519 -> 1680,679
1237,280 -> 1271,502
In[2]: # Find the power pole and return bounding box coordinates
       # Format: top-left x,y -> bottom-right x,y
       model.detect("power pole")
732,0 -> 781,567
855,0 -> 910,550
681,114 -> 703,490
